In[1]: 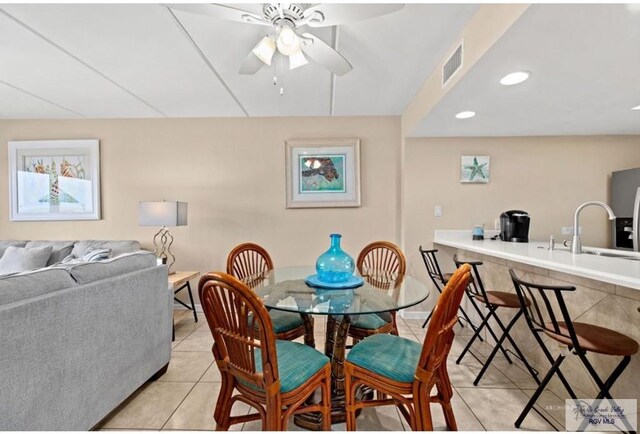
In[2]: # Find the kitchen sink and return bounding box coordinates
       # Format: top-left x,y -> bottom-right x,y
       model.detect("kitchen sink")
583,251 -> 640,261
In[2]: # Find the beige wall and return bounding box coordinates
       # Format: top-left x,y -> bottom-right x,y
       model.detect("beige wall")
404,135 -> 640,280
0,117 -> 401,303
3,119 -> 640,309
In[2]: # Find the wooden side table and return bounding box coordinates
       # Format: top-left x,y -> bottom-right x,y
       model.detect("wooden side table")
169,271 -> 200,325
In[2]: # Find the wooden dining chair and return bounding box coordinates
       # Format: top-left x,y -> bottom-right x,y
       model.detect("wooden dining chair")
226,242 -> 311,342
199,272 -> 332,431
344,264 -> 472,431
347,241 -> 406,345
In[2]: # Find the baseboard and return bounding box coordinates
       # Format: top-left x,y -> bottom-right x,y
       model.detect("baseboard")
399,310 -> 428,320
173,302 -> 204,313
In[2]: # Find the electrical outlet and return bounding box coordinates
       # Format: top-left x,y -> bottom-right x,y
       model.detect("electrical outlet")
434,205 -> 442,217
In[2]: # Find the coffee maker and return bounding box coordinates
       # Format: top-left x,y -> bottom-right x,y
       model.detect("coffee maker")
500,210 -> 530,242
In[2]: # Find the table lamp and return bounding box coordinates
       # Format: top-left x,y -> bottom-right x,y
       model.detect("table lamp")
138,200 -> 188,274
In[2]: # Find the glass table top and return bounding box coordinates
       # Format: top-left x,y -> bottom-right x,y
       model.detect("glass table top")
253,266 -> 430,316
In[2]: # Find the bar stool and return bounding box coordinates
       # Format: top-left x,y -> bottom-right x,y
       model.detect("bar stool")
509,269 -> 639,429
419,247 -> 480,337
454,255 -> 539,386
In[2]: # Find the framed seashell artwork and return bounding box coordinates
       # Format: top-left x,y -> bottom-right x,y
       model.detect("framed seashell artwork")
8,139 -> 101,221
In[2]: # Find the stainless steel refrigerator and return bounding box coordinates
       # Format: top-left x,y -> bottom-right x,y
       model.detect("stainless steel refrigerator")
611,168 -> 640,251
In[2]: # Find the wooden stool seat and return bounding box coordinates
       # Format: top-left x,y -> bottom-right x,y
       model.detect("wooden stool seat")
545,321 -> 639,357
474,290 -> 530,308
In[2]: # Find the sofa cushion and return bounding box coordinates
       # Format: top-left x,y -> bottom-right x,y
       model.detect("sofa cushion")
0,267 -> 77,306
71,240 -> 140,259
0,246 -> 53,276
0,241 -> 27,259
66,251 -> 158,285
25,241 -> 75,266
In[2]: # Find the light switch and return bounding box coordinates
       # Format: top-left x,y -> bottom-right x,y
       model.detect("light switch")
435,205 -> 442,217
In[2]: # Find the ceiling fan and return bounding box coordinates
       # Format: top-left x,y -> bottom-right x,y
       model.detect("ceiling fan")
166,3 -> 404,76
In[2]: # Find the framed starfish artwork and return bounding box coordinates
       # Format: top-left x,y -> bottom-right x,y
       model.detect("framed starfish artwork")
461,155 -> 490,183
285,138 -> 361,208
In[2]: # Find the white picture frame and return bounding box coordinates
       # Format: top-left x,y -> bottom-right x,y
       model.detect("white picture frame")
285,138 -> 361,208
460,155 -> 490,184
8,139 -> 101,221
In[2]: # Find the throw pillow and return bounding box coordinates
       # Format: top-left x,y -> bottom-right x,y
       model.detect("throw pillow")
25,241 -> 75,266
80,248 -> 111,262
61,248 -> 112,264
0,245 -> 53,275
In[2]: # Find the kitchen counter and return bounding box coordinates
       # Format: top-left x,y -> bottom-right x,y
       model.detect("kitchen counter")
432,229 -> 640,404
434,230 -> 640,290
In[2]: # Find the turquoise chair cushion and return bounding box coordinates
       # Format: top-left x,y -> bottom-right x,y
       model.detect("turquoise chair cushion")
350,313 -> 388,330
346,334 -> 422,383
268,310 -> 304,334
241,340 -> 329,393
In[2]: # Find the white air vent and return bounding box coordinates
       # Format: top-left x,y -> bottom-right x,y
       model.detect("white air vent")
442,41 -> 463,87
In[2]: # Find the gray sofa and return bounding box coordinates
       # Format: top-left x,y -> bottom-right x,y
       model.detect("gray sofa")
0,240 -> 172,430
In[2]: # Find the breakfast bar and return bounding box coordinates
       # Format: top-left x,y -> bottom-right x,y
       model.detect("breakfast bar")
433,230 -> 640,409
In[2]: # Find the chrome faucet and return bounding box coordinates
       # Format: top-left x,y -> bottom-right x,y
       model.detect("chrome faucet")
571,201 -> 616,254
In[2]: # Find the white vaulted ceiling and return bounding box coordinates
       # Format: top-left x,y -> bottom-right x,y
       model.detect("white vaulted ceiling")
0,3 -> 478,119
3,2 -> 638,137
409,4 -> 640,137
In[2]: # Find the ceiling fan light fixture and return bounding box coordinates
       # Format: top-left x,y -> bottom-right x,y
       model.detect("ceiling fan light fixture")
277,26 -> 301,56
500,71 -> 531,86
289,49 -> 308,70
252,36 -> 276,66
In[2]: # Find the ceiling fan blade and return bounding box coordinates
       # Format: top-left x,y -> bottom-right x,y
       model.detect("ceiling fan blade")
300,33 -> 352,76
303,4 -> 404,27
239,51 -> 265,75
164,3 -> 270,26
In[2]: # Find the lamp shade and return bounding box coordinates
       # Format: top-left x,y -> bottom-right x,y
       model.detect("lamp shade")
138,201 -> 188,227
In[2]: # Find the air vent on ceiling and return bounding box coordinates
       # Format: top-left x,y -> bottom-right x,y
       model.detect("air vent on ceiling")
442,41 -> 463,87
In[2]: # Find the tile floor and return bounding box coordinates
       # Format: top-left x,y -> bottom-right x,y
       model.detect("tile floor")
96,310 -> 566,431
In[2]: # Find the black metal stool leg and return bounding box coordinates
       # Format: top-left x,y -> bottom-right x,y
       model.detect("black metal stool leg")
473,310 -> 523,385
574,354 -> 635,433
464,295 -> 488,342
532,333 -> 576,398
515,353 -> 567,428
456,309 -> 493,364
457,306 -> 512,365
475,306 -> 512,362
421,309 -> 434,329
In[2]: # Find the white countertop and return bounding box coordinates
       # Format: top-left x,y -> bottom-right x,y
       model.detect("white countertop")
433,230 -> 640,290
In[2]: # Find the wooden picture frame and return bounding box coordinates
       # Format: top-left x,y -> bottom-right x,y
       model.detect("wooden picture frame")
8,139 -> 101,221
285,138 -> 361,208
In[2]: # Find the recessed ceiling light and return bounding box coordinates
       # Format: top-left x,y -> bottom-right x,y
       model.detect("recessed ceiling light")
455,111 -> 476,119
632,105 -> 640,110
500,71 -> 531,86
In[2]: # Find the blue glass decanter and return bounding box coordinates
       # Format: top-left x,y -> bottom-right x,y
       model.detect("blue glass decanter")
316,234 -> 355,283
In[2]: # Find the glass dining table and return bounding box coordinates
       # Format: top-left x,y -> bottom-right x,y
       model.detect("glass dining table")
252,266 -> 430,430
